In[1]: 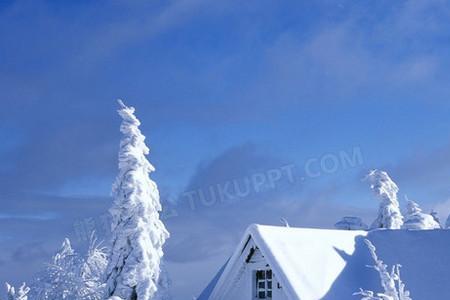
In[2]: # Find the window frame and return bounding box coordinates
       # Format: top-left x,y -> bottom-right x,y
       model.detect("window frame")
255,269 -> 273,299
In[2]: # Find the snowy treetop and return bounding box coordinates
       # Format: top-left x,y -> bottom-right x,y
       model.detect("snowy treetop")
116,99 -> 154,173
406,200 -> 422,215
366,170 -> 403,229
366,169 -> 399,206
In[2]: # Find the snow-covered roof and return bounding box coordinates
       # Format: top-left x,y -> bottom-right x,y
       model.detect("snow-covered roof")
200,224 -> 450,300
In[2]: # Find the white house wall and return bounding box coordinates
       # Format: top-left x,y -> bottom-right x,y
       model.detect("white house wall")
217,239 -> 288,300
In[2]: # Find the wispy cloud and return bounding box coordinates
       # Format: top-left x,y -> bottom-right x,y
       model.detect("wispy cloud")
0,212 -> 59,221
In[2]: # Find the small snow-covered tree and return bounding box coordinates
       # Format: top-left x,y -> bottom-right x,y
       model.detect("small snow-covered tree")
354,239 -> 412,300
366,170 -> 403,229
105,100 -> 170,300
5,283 -> 30,300
335,216 -> 368,230
31,238 -> 80,299
31,235 -> 108,300
402,200 -> 440,230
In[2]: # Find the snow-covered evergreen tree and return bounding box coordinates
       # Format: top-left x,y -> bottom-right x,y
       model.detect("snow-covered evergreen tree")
354,239 -> 412,300
366,170 -> 403,230
335,216 -> 368,230
5,283 -> 30,300
105,100 -> 170,300
402,200 -> 440,230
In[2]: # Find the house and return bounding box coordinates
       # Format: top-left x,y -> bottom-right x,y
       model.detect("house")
198,224 -> 450,300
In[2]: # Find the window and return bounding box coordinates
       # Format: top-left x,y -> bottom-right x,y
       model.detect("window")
255,269 -> 272,299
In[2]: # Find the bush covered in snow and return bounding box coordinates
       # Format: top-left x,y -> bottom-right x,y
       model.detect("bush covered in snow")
105,100 -> 170,300
402,200 -> 440,230
354,239 -> 412,300
335,216 -> 368,230
366,170 -> 403,230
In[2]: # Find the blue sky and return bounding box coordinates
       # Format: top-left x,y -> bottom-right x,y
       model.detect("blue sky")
2,0 -> 450,299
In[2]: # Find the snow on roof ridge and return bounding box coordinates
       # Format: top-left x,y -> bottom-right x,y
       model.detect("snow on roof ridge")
248,224 -> 300,300
247,224 -> 369,300
248,223 -> 368,233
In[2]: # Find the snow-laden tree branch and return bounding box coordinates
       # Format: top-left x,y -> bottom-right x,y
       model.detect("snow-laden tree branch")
354,239 -> 412,300
5,283 -> 30,300
365,170 -> 403,229
105,100 -> 170,300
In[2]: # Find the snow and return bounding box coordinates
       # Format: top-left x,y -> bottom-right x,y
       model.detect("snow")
202,224 -> 450,300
